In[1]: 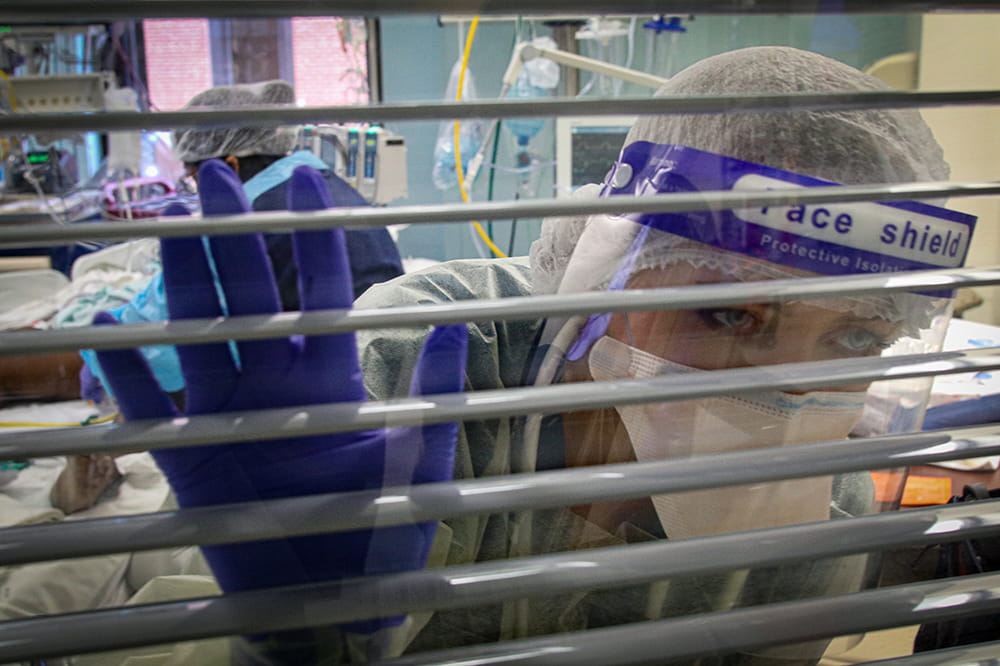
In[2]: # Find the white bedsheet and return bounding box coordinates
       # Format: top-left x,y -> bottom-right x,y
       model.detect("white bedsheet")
0,400 -> 178,622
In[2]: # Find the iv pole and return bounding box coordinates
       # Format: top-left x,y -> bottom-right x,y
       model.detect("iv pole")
464,41 -> 668,185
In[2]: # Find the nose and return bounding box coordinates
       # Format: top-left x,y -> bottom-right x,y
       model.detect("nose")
738,325 -> 871,394
738,330 -> 823,367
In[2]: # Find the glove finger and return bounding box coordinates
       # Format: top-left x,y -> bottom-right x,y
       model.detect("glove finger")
161,233 -> 238,409
198,160 -> 280,313
407,325 -> 467,485
289,167 -> 365,402
91,312 -> 177,421
288,167 -> 353,311
198,160 -> 291,372
374,326 -> 467,584
409,325 -> 467,397
78,363 -> 105,404
197,159 -> 252,217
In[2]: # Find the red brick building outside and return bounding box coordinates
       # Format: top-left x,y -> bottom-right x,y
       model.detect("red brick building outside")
143,17 -> 369,111
143,19 -> 213,111
291,17 -> 369,107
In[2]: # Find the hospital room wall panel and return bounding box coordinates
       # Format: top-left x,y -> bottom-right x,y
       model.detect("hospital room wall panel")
919,13 -> 1000,325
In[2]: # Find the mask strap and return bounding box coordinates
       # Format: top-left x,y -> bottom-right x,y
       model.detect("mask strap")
566,224 -> 650,361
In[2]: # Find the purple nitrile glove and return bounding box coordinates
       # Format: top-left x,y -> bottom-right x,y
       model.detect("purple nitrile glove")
78,363 -> 105,405
94,160 -> 467,633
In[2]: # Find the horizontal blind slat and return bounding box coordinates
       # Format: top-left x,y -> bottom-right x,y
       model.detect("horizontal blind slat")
4,267 -> 1000,355
2,555 -> 998,663
4,424 -> 999,564
3,181 -> 999,248
4,349 -> 1000,458
2,90 -> 999,134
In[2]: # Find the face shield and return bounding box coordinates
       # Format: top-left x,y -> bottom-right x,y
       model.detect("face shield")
552,140 -> 974,427
527,141 -> 976,657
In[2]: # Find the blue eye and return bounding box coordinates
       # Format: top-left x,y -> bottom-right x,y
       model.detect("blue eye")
834,327 -> 890,355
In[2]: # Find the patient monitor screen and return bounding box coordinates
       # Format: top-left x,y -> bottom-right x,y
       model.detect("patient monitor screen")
555,116 -> 634,196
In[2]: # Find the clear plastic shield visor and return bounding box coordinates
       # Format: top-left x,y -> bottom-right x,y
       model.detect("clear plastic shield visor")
542,144 -> 977,659
555,142 -> 976,464
561,141 -> 976,364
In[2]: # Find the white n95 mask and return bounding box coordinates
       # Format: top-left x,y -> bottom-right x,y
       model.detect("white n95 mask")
587,335 -> 867,539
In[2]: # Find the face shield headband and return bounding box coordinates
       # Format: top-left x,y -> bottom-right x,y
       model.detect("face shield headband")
564,142 -> 977,361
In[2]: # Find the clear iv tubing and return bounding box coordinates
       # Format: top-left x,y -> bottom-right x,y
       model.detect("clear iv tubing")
664,30 -> 680,79
645,28 -> 655,75
645,20 -> 681,78
510,314 -> 587,635
625,18 -> 638,73
612,17 -> 638,98
453,16 -> 508,259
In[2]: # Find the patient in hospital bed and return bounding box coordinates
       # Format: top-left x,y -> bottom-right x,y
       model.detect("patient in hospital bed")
0,238 -> 162,515
0,400 -> 193,622
1,80 -> 404,520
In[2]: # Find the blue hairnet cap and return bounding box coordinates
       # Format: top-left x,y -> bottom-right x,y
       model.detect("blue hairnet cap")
172,80 -> 298,163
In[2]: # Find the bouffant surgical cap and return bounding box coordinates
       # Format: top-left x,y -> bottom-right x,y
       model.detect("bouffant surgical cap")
172,80 -> 298,163
530,46 -> 951,296
624,46 -> 948,184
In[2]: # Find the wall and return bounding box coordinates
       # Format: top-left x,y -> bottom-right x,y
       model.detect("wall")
919,14 -> 1000,325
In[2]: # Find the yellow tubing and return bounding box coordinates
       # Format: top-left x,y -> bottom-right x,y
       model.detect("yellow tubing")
453,16 -> 508,258
0,70 -> 18,111
0,413 -> 117,428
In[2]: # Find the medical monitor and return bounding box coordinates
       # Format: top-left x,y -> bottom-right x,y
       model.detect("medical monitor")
555,115 -> 635,198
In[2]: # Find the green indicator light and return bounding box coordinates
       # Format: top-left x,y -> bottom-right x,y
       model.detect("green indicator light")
27,153 -> 50,164
0,27 -> 11,33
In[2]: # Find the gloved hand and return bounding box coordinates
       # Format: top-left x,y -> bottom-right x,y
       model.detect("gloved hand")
94,160 -> 467,631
